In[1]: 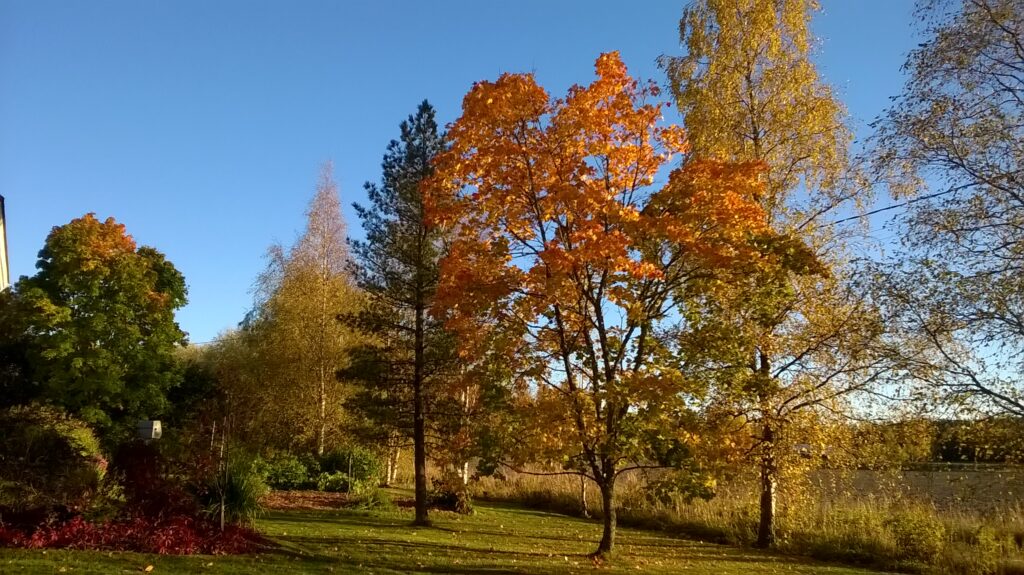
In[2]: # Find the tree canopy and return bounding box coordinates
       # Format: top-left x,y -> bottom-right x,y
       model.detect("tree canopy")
427,51 -> 777,555
661,0 -> 893,548
231,164 -> 362,454
2,214 -> 187,439
873,0 -> 1024,419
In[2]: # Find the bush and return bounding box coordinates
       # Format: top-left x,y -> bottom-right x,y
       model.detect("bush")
429,474 -> 473,514
886,509 -> 946,564
81,479 -> 126,523
319,446 -> 382,483
0,514 -> 263,554
350,486 -> 395,511
200,456 -> 268,526
0,405 -> 106,511
972,527 -> 1002,575
109,440 -> 199,519
315,472 -> 364,493
256,452 -> 309,490
297,452 -> 321,477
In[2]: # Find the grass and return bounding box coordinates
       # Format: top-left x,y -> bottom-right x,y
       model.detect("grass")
0,492 -> 891,574
473,470 -> 1024,574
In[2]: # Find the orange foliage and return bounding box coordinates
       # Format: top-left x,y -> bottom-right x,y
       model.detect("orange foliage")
68,214 -> 137,268
425,52 -> 774,555
427,52 -> 767,359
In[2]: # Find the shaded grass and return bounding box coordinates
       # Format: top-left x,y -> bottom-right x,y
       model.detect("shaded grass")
0,492 -> 891,574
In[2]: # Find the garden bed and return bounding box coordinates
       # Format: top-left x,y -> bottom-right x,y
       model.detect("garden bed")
263,490 -> 351,511
0,515 -> 267,555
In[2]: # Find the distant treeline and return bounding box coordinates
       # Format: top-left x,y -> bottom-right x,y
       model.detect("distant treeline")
863,418 -> 1024,466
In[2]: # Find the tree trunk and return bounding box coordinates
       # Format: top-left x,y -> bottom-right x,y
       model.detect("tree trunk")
460,388 -> 470,486
219,416 -> 227,532
595,477 -> 616,556
317,255 -> 329,457
347,451 -> 353,492
383,445 -> 396,487
317,367 -> 327,456
413,383 -> 428,525
318,392 -> 326,456
413,303 -> 430,526
756,425 -> 777,548
580,474 -> 590,518
755,348 -> 777,549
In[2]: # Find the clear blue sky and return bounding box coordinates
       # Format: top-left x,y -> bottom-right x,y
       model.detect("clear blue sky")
0,0 -> 918,344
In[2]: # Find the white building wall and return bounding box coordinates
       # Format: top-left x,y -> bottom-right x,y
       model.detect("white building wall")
0,195 -> 9,291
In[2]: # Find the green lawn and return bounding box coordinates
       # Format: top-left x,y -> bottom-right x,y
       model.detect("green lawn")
0,498 -> 891,574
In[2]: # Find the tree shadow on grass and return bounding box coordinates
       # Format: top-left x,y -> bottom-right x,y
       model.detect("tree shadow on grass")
259,534 -> 581,575
257,503 -> 872,575
265,532 -> 846,575
265,513 -> 409,530
278,533 -> 588,559
477,500 -> 591,521
429,524 -> 595,545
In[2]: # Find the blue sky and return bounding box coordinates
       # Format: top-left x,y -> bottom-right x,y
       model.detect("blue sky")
0,0 -> 918,344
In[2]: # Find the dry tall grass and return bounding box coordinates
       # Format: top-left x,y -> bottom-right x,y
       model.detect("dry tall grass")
472,467 -> 1024,574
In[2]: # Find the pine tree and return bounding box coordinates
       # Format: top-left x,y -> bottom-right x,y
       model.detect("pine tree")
347,101 -> 453,526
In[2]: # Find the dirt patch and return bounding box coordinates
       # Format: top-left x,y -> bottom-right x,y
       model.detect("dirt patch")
264,490 -> 351,511
392,497 -> 416,508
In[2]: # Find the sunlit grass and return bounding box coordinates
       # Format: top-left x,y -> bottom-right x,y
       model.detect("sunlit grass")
474,471 -> 1024,574
0,493 -> 889,574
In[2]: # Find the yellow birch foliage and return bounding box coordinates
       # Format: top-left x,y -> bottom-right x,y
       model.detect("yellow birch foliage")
662,0 -> 887,548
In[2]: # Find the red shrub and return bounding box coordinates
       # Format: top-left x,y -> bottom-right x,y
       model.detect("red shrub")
0,526 -> 21,547
108,441 -> 200,519
1,440 -> 266,556
0,515 -> 264,555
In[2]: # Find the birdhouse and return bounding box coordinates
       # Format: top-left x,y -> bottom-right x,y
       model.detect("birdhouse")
137,420 -> 162,440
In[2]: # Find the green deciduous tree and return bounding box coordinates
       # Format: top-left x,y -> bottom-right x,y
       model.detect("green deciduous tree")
1,214 -> 187,440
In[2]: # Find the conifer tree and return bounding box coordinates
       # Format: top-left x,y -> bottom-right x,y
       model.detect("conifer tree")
347,101 -> 453,526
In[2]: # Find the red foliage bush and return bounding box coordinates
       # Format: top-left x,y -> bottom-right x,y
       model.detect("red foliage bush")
0,439 -> 266,556
0,515 -> 264,555
110,441 -> 200,519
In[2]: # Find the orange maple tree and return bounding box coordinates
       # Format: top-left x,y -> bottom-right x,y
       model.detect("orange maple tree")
427,52 -> 769,556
